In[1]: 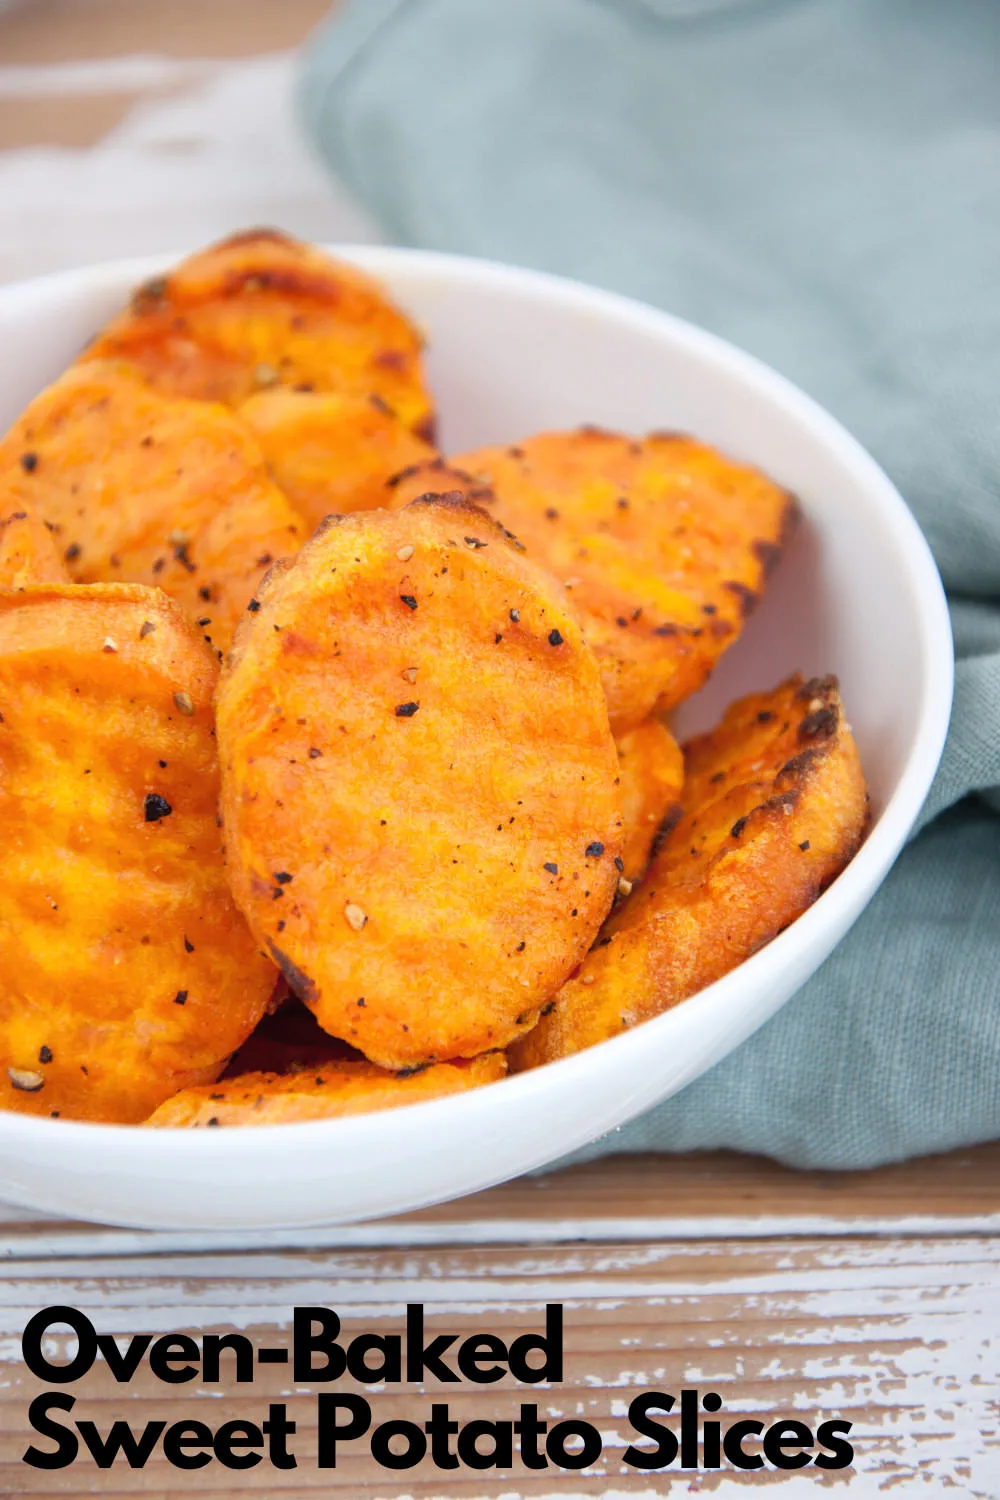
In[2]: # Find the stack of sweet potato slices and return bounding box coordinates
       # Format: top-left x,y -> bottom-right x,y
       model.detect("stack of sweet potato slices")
0,230 -> 868,1127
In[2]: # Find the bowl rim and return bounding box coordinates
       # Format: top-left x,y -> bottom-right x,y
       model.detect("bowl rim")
0,246 -> 954,1188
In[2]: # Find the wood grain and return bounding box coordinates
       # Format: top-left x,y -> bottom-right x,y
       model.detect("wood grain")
3,1146 -> 1000,1259
0,0 -> 334,68
2,1230 -> 998,1495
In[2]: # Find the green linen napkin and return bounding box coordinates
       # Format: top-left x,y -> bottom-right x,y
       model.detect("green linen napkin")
299,0 -> 1000,1168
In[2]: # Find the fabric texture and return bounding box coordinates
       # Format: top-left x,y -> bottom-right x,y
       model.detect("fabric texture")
298,0 -> 1000,1168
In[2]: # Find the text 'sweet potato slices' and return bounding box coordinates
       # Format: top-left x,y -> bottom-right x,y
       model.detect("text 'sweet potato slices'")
449,429 -> 799,730
239,388 -> 437,531
216,493 -> 624,1069
80,228 -> 436,440
0,360 -> 306,652
0,584 -> 278,1122
146,1054 -> 506,1127
510,675 -> 869,1069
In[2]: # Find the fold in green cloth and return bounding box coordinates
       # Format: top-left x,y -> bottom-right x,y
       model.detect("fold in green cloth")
299,0 -> 1000,1167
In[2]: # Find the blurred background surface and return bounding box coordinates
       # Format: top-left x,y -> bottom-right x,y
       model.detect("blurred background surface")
0,0 -> 376,282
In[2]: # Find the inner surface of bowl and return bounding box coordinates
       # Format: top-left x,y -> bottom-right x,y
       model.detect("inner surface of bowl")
0,248 -> 951,1230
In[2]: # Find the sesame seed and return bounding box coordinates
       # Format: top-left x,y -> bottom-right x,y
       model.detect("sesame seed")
8,1067 -> 44,1092
396,544 -> 415,561
617,876 -> 633,897
139,620 -> 156,638
173,692 -> 194,715
401,666 -> 418,684
254,362 -> 279,387
102,637 -> 118,653
580,975 -> 596,986
344,902 -> 368,932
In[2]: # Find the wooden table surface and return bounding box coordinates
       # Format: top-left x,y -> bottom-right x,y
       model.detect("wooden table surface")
0,1 -> 997,1494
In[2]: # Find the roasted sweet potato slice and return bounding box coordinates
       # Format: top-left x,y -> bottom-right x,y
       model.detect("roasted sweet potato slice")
0,584 -> 277,1122
384,456 -> 494,510
216,493 -> 624,1069
0,492 -> 67,586
239,388 -> 437,530
510,675 -> 868,1069
615,717 -> 684,884
448,429 -> 798,731
81,228 -> 435,439
146,1053 -> 506,1127
0,361 -> 305,651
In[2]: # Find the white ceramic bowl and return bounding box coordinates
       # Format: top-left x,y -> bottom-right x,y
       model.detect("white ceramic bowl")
0,248 -> 952,1230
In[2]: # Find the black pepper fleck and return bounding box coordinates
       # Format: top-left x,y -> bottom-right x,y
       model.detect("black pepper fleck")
400,594 -> 418,610
174,990 -> 188,1006
543,861 -> 558,875
395,701 -> 419,717
548,629 -> 563,646
19,452 -> 38,473
144,792 -> 172,822
585,841 -> 605,857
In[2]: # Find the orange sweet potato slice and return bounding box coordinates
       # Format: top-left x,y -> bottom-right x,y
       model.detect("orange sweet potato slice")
80,228 -> 435,439
0,584 -> 277,1122
239,387 -> 436,530
615,717 -> 684,884
216,493 -> 624,1069
447,429 -> 798,731
146,1053 -> 506,1127
510,675 -> 868,1069
0,360 -> 305,652
0,491 -> 67,587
